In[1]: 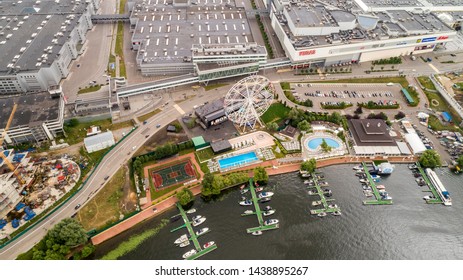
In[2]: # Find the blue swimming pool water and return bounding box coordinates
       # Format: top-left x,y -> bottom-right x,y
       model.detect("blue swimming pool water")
307,138 -> 340,150
218,151 -> 259,169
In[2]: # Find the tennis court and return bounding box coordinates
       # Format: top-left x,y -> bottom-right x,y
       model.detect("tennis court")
149,160 -> 197,191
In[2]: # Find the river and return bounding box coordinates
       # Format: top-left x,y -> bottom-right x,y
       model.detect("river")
94,164 -> 463,260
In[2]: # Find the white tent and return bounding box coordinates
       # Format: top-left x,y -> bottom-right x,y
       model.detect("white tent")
417,112 -> 429,119
405,133 -> 427,154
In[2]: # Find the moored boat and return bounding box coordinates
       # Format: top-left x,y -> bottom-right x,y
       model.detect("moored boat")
264,219 -> 279,226
359,179 -> 368,183
182,249 -> 197,259
252,231 -> 262,236
258,192 -> 274,199
255,187 -> 264,192
239,184 -> 246,190
263,209 -> 276,216
353,165 -> 363,171
179,240 -> 190,248
312,200 -> 322,206
191,215 -> 202,221
263,206 -> 272,211
240,188 -> 249,194
376,185 -> 385,190
308,190 -> 317,195
186,208 -> 196,214
170,215 -> 181,223
259,197 -> 272,203
317,212 -> 327,217
174,234 -> 188,245
192,217 -> 206,227
408,164 -> 418,170
332,211 -> 342,216
195,227 -> 209,236
243,210 -> 254,215
239,200 -> 252,206
203,241 -> 215,249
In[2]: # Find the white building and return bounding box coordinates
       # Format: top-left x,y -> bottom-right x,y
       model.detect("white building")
0,92 -> 65,144
405,133 -> 427,154
84,131 -> 115,153
0,0 -> 100,95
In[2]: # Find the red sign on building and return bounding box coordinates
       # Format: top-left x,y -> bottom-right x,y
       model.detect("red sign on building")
299,50 -> 316,56
438,36 -> 449,40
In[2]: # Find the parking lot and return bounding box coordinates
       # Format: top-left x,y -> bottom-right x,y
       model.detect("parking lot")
289,83 -> 406,112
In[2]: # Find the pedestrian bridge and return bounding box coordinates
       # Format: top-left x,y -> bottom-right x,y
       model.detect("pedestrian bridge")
91,14 -> 130,23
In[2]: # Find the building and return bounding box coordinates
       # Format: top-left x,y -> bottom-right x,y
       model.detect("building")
194,98 -> 227,128
0,0 -> 100,95
404,133 -> 427,154
128,0 -> 267,80
192,136 -> 208,150
348,119 -> 401,155
210,139 -> 232,154
84,131 -> 115,153
0,92 -> 65,144
270,0 -> 456,68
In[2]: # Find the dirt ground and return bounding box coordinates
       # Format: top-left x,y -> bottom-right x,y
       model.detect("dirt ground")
134,126 -> 189,156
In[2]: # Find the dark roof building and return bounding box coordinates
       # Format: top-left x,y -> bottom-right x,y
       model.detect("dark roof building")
348,119 -> 401,155
210,140 -> 232,154
194,98 -> 227,128
279,125 -> 297,139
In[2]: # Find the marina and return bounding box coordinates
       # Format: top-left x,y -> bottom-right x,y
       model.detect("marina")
171,203 -> 217,260
307,173 -> 341,215
241,178 -> 279,234
412,163 -> 443,204
361,162 -> 393,205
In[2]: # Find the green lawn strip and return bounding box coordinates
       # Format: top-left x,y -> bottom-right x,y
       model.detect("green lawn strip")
138,109 -> 162,123
196,147 -> 215,162
427,115 -> 462,132
64,118 -> 133,145
115,22 -> 126,78
261,102 -> 291,124
418,76 -> 437,91
78,84 -> 102,94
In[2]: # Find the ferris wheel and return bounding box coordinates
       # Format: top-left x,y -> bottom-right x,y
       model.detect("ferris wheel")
224,75 -> 275,132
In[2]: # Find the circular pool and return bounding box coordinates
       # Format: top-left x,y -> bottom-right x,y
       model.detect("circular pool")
307,137 -> 340,150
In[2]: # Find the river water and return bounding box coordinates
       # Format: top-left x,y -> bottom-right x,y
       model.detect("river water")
94,164 -> 463,260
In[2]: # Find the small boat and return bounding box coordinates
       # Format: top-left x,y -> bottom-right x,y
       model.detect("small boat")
203,241 -> 215,249
415,178 -> 424,183
170,215 -> 181,223
263,206 -> 272,211
312,200 -> 322,206
258,192 -> 274,199
371,175 -> 381,180
263,209 -> 276,216
381,195 -> 393,201
317,212 -> 327,217
192,215 -> 202,221
239,184 -> 246,190
364,191 -> 373,197
423,195 -> 434,201
255,187 -> 264,192
179,240 -> 190,248
324,190 -> 332,197
239,200 -> 252,206
413,173 -> 421,178
303,180 -> 312,184
362,185 -> 369,190
355,170 -> 364,174
355,173 -> 365,177
259,197 -> 272,203
243,210 -> 254,215
186,208 -> 196,214
328,204 -> 338,209
408,164 -> 418,169
240,188 -> 249,194
182,249 -> 197,259
264,219 -> 279,226
376,185 -> 386,190
353,166 -> 363,171
240,196 -> 247,201
308,190 -> 317,195
192,217 -> 206,227
174,234 -> 188,245
252,231 -> 262,236
359,179 -> 368,183
332,211 -> 342,216
196,227 -> 209,236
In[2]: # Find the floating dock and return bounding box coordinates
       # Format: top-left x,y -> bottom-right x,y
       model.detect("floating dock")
362,162 -> 393,205
308,173 -> 341,215
415,163 -> 442,204
243,178 -> 279,233
175,203 -> 217,260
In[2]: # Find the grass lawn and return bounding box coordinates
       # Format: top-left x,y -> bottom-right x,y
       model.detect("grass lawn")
418,76 -> 437,90
138,109 -> 161,122
196,147 -> 215,162
204,83 -> 228,91
261,102 -> 291,124
423,90 -> 448,112
108,54 -> 116,77
64,118 -> 133,145
77,167 -> 130,231
115,22 -> 126,78
428,115 -> 462,132
78,84 -> 102,94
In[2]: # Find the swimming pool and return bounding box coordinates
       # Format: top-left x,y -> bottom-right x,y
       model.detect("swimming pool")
307,137 -> 340,150
218,151 -> 259,169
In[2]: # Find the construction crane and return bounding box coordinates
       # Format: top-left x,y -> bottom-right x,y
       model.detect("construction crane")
0,103 -> 25,185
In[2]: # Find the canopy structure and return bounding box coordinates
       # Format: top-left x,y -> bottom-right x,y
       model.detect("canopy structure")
405,133 -> 427,154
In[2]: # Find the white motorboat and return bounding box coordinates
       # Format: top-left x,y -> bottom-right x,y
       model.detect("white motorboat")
423,195 -> 433,201
252,231 -> 262,236
353,166 -> 363,171
263,209 -> 276,216
312,200 -> 322,206
355,170 -> 364,174
179,240 -> 190,248
192,217 -> 206,227
174,234 -> 188,245
308,190 -> 317,195
259,197 -> 272,203
258,192 -> 274,199
243,210 -> 254,215
186,208 -> 196,214
359,179 -> 368,183
408,164 -> 418,170
381,195 -> 393,201
195,227 -> 209,236
203,241 -> 215,249
191,215 -> 202,221
240,188 -> 249,194
182,249 -> 197,259
317,212 -> 327,217
376,185 -> 386,190
264,219 -> 279,226
371,174 -> 381,180
364,191 -> 373,197
239,200 -> 252,206
328,204 -> 338,209
255,187 -> 264,192
332,211 -> 342,216
303,180 -> 312,185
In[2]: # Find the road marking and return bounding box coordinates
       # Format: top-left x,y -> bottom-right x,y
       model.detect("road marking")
428,63 -> 440,74
173,104 -> 185,115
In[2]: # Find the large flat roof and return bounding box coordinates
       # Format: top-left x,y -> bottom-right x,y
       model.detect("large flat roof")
348,119 -> 397,147
131,0 -> 255,65
0,92 -> 61,128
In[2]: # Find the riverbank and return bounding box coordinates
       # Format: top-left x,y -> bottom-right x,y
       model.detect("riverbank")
91,154 -> 417,245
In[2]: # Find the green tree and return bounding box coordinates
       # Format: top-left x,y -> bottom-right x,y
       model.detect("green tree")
253,166 -> 268,185
211,174 -> 224,194
81,244 -> 96,259
419,150 -> 441,168
47,218 -> 88,247
329,112 -> 342,124
297,120 -> 311,132
201,172 -> 215,197
267,122 -> 279,131
457,155 -> 463,169
320,139 -> 332,153
68,118 -> 79,127
176,188 -> 194,206
301,158 -> 317,173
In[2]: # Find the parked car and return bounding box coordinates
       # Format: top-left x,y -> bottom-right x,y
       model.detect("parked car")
74,204 -> 81,210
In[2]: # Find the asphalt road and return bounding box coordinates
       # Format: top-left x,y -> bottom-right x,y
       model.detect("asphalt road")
0,91 -> 221,260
